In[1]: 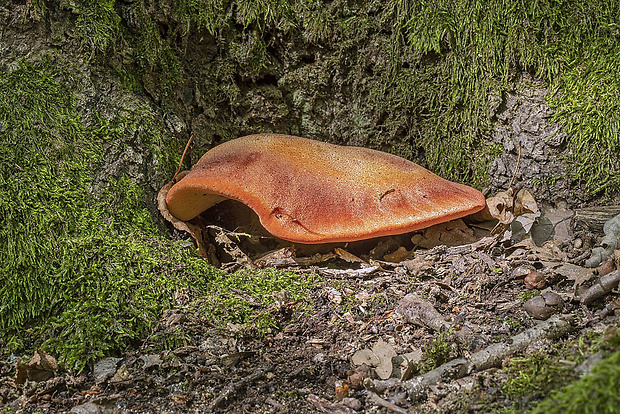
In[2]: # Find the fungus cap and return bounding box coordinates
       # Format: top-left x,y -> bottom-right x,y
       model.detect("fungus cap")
165,134 -> 486,244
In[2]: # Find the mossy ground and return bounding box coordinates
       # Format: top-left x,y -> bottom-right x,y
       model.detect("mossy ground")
529,349 -> 620,414
0,58 -> 313,372
477,327 -> 620,413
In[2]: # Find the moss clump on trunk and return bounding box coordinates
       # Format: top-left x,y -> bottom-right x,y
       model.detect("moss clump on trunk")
0,59 -> 212,370
0,58 -> 313,371
47,0 -> 619,197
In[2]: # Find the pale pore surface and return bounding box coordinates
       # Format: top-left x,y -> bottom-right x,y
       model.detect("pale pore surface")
165,134 -> 486,244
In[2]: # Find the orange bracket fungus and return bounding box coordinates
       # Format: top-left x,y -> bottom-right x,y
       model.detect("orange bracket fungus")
163,134 -> 486,244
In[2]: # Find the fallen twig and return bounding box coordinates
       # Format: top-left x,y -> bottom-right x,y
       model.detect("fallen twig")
172,133 -> 194,182
580,270 -> 620,305
307,394 -> 357,413
368,314 -> 574,401
368,392 -> 411,414
318,265 -> 381,279
207,366 -> 271,410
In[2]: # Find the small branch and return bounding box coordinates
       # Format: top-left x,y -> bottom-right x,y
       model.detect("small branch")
307,394 -> 357,413
208,366 -> 271,410
580,270 -> 620,305
172,132 -> 194,182
368,392 -> 412,414
368,315 -> 575,400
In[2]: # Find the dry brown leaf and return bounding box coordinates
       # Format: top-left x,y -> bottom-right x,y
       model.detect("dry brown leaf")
486,189 -> 514,225
514,188 -> 539,216
158,177 -> 208,258
372,339 -> 397,380
383,246 -> 413,262
334,247 -> 365,263
411,219 -> 477,249
14,350 -> 59,385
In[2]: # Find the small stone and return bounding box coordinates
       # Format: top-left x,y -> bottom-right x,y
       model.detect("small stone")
541,291 -> 564,307
524,271 -> 546,290
69,402 -> 105,414
524,291 -> 564,320
93,357 -> 122,383
341,397 -> 362,410
574,238 -> 583,249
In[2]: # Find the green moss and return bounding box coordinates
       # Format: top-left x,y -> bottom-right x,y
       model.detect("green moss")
37,0 -> 620,196
520,290 -> 541,301
530,349 -> 620,414
419,330 -> 458,372
0,58 -> 216,371
199,268 -> 316,333
64,0 -> 121,54
484,327 -> 620,412
365,0 -> 620,192
501,353 -> 574,403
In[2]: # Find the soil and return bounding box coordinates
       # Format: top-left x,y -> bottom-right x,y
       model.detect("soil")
3,203 -> 619,413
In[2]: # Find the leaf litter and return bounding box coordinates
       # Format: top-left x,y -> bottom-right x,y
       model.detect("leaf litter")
3,190 -> 620,413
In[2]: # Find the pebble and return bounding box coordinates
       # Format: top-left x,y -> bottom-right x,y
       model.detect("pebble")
524,291 -> 564,320
342,397 -> 362,410
524,271 -> 546,290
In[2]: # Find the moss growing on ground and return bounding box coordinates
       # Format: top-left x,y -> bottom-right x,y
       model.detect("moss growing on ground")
200,268 -> 316,332
530,349 -> 620,414
0,58 -> 208,370
0,58 -> 312,371
488,327 -> 620,413
500,353 -> 575,411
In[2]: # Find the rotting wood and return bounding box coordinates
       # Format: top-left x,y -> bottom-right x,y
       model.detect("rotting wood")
574,205 -> 620,232
367,314 -> 574,401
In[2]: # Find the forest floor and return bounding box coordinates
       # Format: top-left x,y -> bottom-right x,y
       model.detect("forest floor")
2,191 -> 620,414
